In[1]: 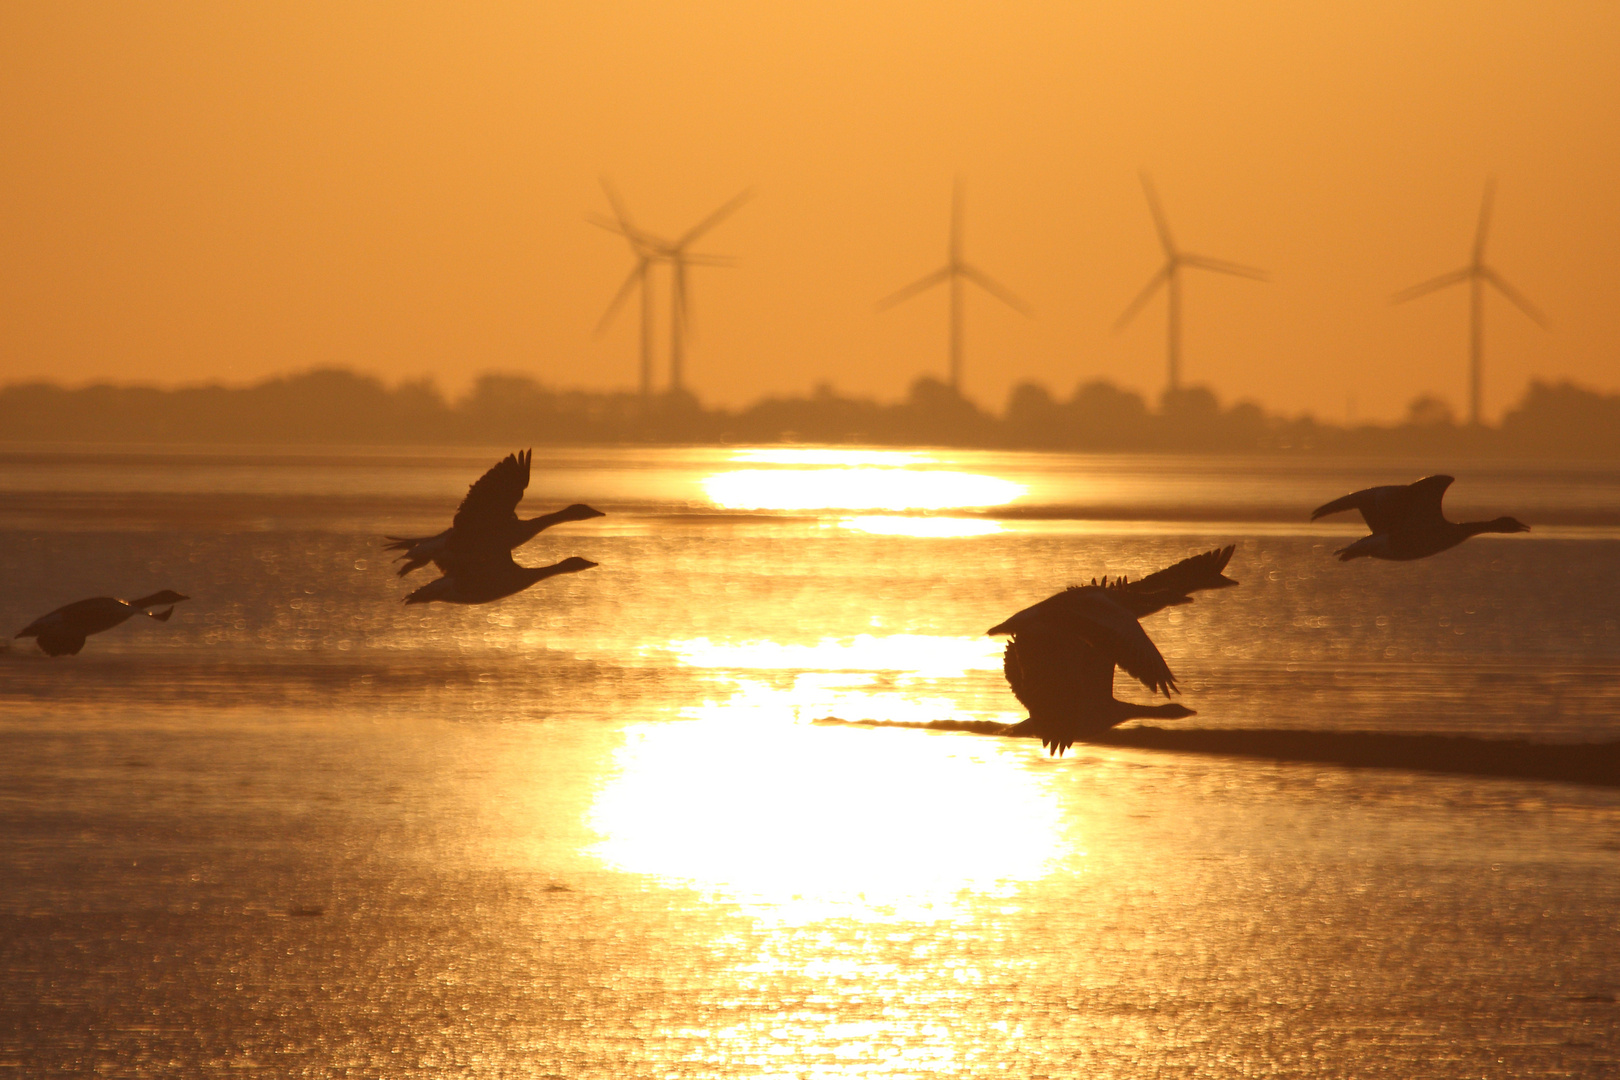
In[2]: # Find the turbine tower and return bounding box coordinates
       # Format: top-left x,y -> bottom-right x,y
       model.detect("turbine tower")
1115,173 -> 1267,395
592,183 -> 750,395
878,179 -> 1031,395
1392,179 -> 1548,427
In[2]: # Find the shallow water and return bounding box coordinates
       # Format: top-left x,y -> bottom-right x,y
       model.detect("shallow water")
2,446 -> 1618,1077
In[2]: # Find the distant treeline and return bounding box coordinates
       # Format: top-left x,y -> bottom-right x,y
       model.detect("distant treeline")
2,368 -> 1619,457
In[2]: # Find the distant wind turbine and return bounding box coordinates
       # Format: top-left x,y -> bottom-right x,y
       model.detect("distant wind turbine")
1392,179 -> 1548,427
593,181 -> 657,397
877,179 -> 1031,395
591,183 -> 750,395
1115,174 -> 1267,395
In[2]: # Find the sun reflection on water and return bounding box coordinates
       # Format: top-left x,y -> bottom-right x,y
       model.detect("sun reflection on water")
588,677 -> 1060,924
664,635 -> 1003,677
703,464 -> 1024,512
731,448 -> 930,467
837,515 -> 1003,537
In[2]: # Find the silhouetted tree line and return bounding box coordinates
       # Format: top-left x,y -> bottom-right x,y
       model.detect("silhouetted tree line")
2,367 -> 1619,457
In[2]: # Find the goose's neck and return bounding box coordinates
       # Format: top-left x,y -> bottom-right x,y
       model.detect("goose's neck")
516,508 -> 574,541
522,560 -> 576,584
1462,516 -> 1519,537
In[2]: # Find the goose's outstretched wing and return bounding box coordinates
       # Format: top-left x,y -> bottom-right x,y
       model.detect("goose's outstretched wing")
452,450 -> 532,539
1311,475 -> 1453,534
990,586 -> 1176,697
1108,545 -> 1238,619
1402,474 -> 1455,526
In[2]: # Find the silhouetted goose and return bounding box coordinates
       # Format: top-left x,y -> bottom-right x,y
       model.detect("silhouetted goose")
1310,475 -> 1528,562
988,546 -> 1238,755
403,451 -> 599,605
16,590 -> 188,656
404,555 -> 597,605
384,450 -> 605,577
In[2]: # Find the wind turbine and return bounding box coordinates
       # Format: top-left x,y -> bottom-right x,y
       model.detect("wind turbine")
1392,179 -> 1548,427
877,179 -> 1031,395
593,181 -> 657,398
1115,173 -> 1267,395
591,183 -> 750,395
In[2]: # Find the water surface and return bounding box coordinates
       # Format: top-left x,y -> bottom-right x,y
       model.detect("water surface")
3,446 -> 1617,1077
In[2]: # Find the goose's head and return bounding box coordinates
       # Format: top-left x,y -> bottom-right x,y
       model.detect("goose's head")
559,504 -> 607,523
552,557 -> 598,575
1487,516 -> 1531,535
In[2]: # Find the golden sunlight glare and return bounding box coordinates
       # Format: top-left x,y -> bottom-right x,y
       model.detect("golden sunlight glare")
664,635 -> 1004,677
703,469 -> 1025,511
837,515 -> 1004,537
588,678 -> 1062,921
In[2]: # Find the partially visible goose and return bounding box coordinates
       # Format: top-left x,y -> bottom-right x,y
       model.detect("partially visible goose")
404,451 -> 598,605
385,449 -> 604,577
16,590 -> 189,656
989,546 -> 1238,755
1310,475 -> 1528,562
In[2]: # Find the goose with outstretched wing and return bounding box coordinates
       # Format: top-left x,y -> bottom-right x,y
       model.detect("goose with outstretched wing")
384,449 -> 604,577
989,546 -> 1238,755
403,451 -> 598,605
1310,475 -> 1527,561
16,590 -> 189,656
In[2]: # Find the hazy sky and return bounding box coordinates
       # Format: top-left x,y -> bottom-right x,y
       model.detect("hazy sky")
2,2 -> 1617,421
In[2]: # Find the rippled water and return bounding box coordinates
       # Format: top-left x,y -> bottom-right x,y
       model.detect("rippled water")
2,446 -> 1618,1077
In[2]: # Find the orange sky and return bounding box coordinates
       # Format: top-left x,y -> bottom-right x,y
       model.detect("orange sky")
2,1 -> 1617,422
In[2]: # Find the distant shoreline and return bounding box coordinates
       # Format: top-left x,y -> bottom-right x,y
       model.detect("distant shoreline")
3,368 -> 1619,458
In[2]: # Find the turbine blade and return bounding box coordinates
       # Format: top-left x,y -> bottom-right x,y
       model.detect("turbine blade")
1139,173 -> 1176,257
1483,267 -> 1549,328
599,177 -> 637,234
595,261 -> 645,334
961,264 -> 1033,315
1181,254 -> 1268,281
1391,267 -> 1470,304
876,265 -> 953,310
587,213 -> 662,255
1113,265 -> 1171,330
1473,177 -> 1496,264
675,188 -> 754,248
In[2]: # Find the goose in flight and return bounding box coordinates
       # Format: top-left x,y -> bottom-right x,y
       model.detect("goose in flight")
403,450 -> 598,605
16,590 -> 189,656
1310,475 -> 1528,562
988,546 -> 1238,755
384,449 -> 604,577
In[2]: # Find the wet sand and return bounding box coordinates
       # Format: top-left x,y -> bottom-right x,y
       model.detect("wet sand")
819,718 -> 1620,787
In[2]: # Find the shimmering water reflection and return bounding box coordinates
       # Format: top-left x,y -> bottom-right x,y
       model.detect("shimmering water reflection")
3,446 -> 1620,1077
590,688 -> 1062,922
704,468 -> 1024,511
664,635 -> 1003,676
